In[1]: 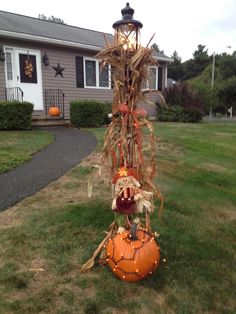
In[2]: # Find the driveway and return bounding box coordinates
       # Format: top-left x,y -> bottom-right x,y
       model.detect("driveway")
0,127 -> 97,212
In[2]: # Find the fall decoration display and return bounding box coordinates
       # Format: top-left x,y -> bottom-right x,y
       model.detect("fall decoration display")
24,59 -> 33,78
19,53 -> 37,83
81,3 -> 164,282
48,106 -> 60,116
105,229 -> 160,282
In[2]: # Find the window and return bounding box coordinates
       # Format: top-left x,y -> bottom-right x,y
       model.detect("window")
84,58 -> 110,89
6,52 -> 13,81
148,67 -> 157,89
85,59 -> 96,87
99,63 -> 109,87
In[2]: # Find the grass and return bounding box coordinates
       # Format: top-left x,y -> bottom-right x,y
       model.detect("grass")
0,122 -> 235,313
0,130 -> 54,174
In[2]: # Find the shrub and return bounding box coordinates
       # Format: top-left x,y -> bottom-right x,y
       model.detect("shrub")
184,107 -> 203,122
70,100 -> 111,128
163,82 -> 203,109
157,105 -> 203,123
102,102 -> 112,125
0,101 -> 33,130
157,105 -> 185,122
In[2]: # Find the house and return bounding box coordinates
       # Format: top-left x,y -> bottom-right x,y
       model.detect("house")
0,10 -> 172,120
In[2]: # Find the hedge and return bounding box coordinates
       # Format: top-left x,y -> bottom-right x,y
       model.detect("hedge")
157,105 -> 203,123
70,100 -> 112,127
0,101 -> 34,130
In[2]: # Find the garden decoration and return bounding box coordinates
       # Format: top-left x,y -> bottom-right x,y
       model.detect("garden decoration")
48,106 -> 60,117
81,3 -> 163,282
24,59 -> 34,78
52,62 -> 65,77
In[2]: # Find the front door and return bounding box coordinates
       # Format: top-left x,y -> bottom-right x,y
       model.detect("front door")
5,47 -> 43,110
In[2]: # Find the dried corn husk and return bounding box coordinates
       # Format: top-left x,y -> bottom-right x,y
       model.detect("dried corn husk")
82,35 -> 164,274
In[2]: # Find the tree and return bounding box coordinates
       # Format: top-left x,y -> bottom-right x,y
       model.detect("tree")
168,50 -> 184,81
151,43 -> 165,54
217,53 -> 236,79
218,76 -> 236,111
192,44 -> 210,77
189,65 -> 221,113
180,44 -> 210,80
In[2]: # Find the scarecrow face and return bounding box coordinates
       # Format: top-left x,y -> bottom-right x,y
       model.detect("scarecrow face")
119,176 -> 130,186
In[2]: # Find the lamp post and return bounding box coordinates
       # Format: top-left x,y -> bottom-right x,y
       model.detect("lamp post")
112,2 -> 143,52
82,3 -> 162,281
110,2 -> 144,114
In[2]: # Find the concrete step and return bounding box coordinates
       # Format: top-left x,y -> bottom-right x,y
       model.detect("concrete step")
32,119 -> 68,127
32,115 -> 64,121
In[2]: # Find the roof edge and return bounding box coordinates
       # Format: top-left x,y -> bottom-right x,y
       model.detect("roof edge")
154,56 -> 174,63
0,30 -> 102,51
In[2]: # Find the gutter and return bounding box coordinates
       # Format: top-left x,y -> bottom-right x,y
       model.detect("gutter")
153,56 -> 174,63
0,29 -> 174,62
0,29 -> 102,51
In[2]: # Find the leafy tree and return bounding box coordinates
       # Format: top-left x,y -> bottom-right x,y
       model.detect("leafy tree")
217,53 -> 236,79
218,76 -> 236,111
189,63 -> 224,113
151,43 -> 165,54
168,50 -> 184,81
165,45 -> 236,115
181,45 -> 210,80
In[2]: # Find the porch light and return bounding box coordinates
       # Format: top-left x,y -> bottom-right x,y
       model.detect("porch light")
42,52 -> 49,66
0,46 -> 5,62
112,2 -> 143,52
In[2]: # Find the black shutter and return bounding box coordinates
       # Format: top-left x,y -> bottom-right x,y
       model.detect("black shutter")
158,66 -> 163,91
75,56 -> 84,88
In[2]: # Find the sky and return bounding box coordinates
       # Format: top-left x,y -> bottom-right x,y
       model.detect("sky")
1,0 -> 236,61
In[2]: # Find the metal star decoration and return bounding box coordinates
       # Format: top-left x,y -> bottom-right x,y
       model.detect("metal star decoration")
52,62 -> 65,77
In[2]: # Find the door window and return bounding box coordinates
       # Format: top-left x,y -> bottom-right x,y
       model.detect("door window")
19,54 -> 37,83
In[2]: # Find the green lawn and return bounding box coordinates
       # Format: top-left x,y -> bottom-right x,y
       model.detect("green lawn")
0,130 -> 54,173
0,122 -> 235,313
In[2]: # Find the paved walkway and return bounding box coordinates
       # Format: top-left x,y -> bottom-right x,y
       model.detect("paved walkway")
0,127 -> 97,212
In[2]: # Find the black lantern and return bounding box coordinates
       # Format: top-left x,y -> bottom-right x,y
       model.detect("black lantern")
0,46 -> 5,62
112,2 -> 143,51
42,52 -> 49,65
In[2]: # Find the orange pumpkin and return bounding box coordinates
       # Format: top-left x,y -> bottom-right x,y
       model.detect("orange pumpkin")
48,106 -> 60,117
105,229 -> 160,282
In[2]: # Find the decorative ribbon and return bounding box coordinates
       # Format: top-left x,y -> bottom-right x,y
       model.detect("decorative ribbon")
118,103 -> 147,167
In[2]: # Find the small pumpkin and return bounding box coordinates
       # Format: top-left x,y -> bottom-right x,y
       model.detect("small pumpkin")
48,106 -> 60,117
105,229 -> 160,282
